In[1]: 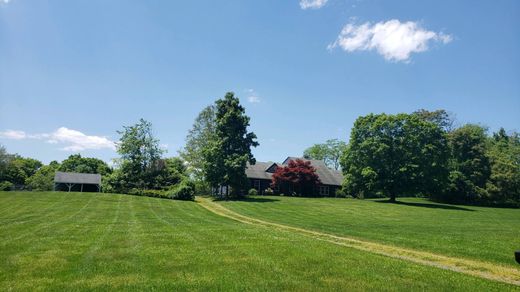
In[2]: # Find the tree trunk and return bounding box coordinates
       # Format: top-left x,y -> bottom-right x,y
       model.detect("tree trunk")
389,193 -> 396,203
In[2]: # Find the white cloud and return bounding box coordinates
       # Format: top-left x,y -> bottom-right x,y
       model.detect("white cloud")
300,0 -> 328,9
245,89 -> 261,103
0,130 -> 27,140
1,0 -> 11,4
328,19 -> 452,62
0,127 -> 115,151
248,96 -> 261,103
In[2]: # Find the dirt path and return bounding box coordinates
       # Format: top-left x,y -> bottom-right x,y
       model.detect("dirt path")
196,197 -> 520,286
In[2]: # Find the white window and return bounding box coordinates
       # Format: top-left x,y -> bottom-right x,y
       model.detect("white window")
319,186 -> 329,196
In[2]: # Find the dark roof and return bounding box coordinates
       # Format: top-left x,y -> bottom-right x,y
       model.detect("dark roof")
246,157 -> 343,186
245,161 -> 276,180
54,171 -> 102,185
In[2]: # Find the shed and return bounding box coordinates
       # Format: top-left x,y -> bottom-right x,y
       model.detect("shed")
54,171 -> 102,192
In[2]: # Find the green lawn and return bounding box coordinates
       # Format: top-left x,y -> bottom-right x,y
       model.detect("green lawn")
0,192 -> 517,290
221,196 -> 520,268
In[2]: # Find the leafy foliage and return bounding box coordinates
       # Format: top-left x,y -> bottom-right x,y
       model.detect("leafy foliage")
342,113 -> 449,201
485,129 -> 520,204
271,159 -> 321,197
203,92 -> 258,198
167,179 -> 195,201
180,105 -> 217,183
115,119 -> 165,191
303,139 -> 347,170
26,161 -> 60,191
0,181 -> 14,191
59,154 -> 111,176
443,124 -> 491,203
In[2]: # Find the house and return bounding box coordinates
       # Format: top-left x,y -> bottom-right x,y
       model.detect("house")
246,157 -> 343,196
54,171 -> 102,192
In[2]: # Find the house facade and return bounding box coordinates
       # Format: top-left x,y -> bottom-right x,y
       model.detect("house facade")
246,157 -> 343,196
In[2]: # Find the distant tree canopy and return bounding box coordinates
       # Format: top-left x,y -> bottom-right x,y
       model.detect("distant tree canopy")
202,92 -> 258,198
0,151 -> 43,186
59,154 -> 111,176
413,109 -> 455,132
443,124 -> 491,203
115,118 -> 165,191
180,105 -> 217,187
487,128 -> 520,203
342,113 -> 449,202
26,161 -> 60,191
304,139 -> 347,170
271,159 -> 321,196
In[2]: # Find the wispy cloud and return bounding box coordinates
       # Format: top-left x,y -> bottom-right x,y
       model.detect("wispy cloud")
0,127 -> 116,151
300,0 -> 328,9
328,19 -> 452,62
0,130 -> 26,140
245,89 -> 261,103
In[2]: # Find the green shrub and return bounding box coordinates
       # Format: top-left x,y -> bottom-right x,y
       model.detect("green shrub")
0,181 -> 14,191
168,180 -> 195,201
335,188 -> 347,198
248,188 -> 258,196
264,188 -> 274,196
141,189 -> 169,198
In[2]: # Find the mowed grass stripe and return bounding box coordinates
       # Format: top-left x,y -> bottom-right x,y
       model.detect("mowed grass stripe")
222,196 -> 520,267
0,194 -> 97,246
198,197 -> 520,286
2,192 -> 518,290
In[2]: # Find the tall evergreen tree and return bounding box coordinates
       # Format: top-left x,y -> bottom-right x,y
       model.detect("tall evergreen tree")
203,92 -> 258,198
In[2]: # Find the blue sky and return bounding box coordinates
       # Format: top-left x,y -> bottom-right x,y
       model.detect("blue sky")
0,0 -> 519,164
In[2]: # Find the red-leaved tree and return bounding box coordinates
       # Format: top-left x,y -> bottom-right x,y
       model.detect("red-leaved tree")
271,159 -> 321,196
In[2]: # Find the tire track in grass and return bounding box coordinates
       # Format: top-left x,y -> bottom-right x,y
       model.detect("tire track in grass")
196,197 -> 520,286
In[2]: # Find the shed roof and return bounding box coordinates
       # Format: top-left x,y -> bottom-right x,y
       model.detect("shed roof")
54,171 -> 102,185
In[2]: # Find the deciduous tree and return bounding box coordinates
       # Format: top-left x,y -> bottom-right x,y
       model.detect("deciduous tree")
271,159 -> 321,196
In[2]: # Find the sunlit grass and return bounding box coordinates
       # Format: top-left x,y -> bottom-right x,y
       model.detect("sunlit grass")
0,192 -> 517,290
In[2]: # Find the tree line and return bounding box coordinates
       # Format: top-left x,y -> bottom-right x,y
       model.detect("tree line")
304,109 -> 520,206
1,95 -> 519,206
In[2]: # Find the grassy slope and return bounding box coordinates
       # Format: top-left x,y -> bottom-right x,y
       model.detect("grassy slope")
221,196 -> 520,269
0,192 -> 516,291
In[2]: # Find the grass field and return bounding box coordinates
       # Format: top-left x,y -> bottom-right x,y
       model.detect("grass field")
0,192 -> 519,290
221,196 -> 520,268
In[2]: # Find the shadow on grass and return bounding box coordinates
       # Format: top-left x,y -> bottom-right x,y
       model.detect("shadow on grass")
374,199 -> 476,211
211,197 -> 280,203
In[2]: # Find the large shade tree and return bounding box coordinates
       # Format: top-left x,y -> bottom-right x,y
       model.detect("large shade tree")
203,92 -> 258,198
342,113 -> 449,202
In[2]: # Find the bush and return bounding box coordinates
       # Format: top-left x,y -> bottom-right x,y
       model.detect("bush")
335,188 -> 347,198
0,181 -> 14,191
168,180 -> 195,201
264,188 -> 274,196
248,188 -> 258,196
